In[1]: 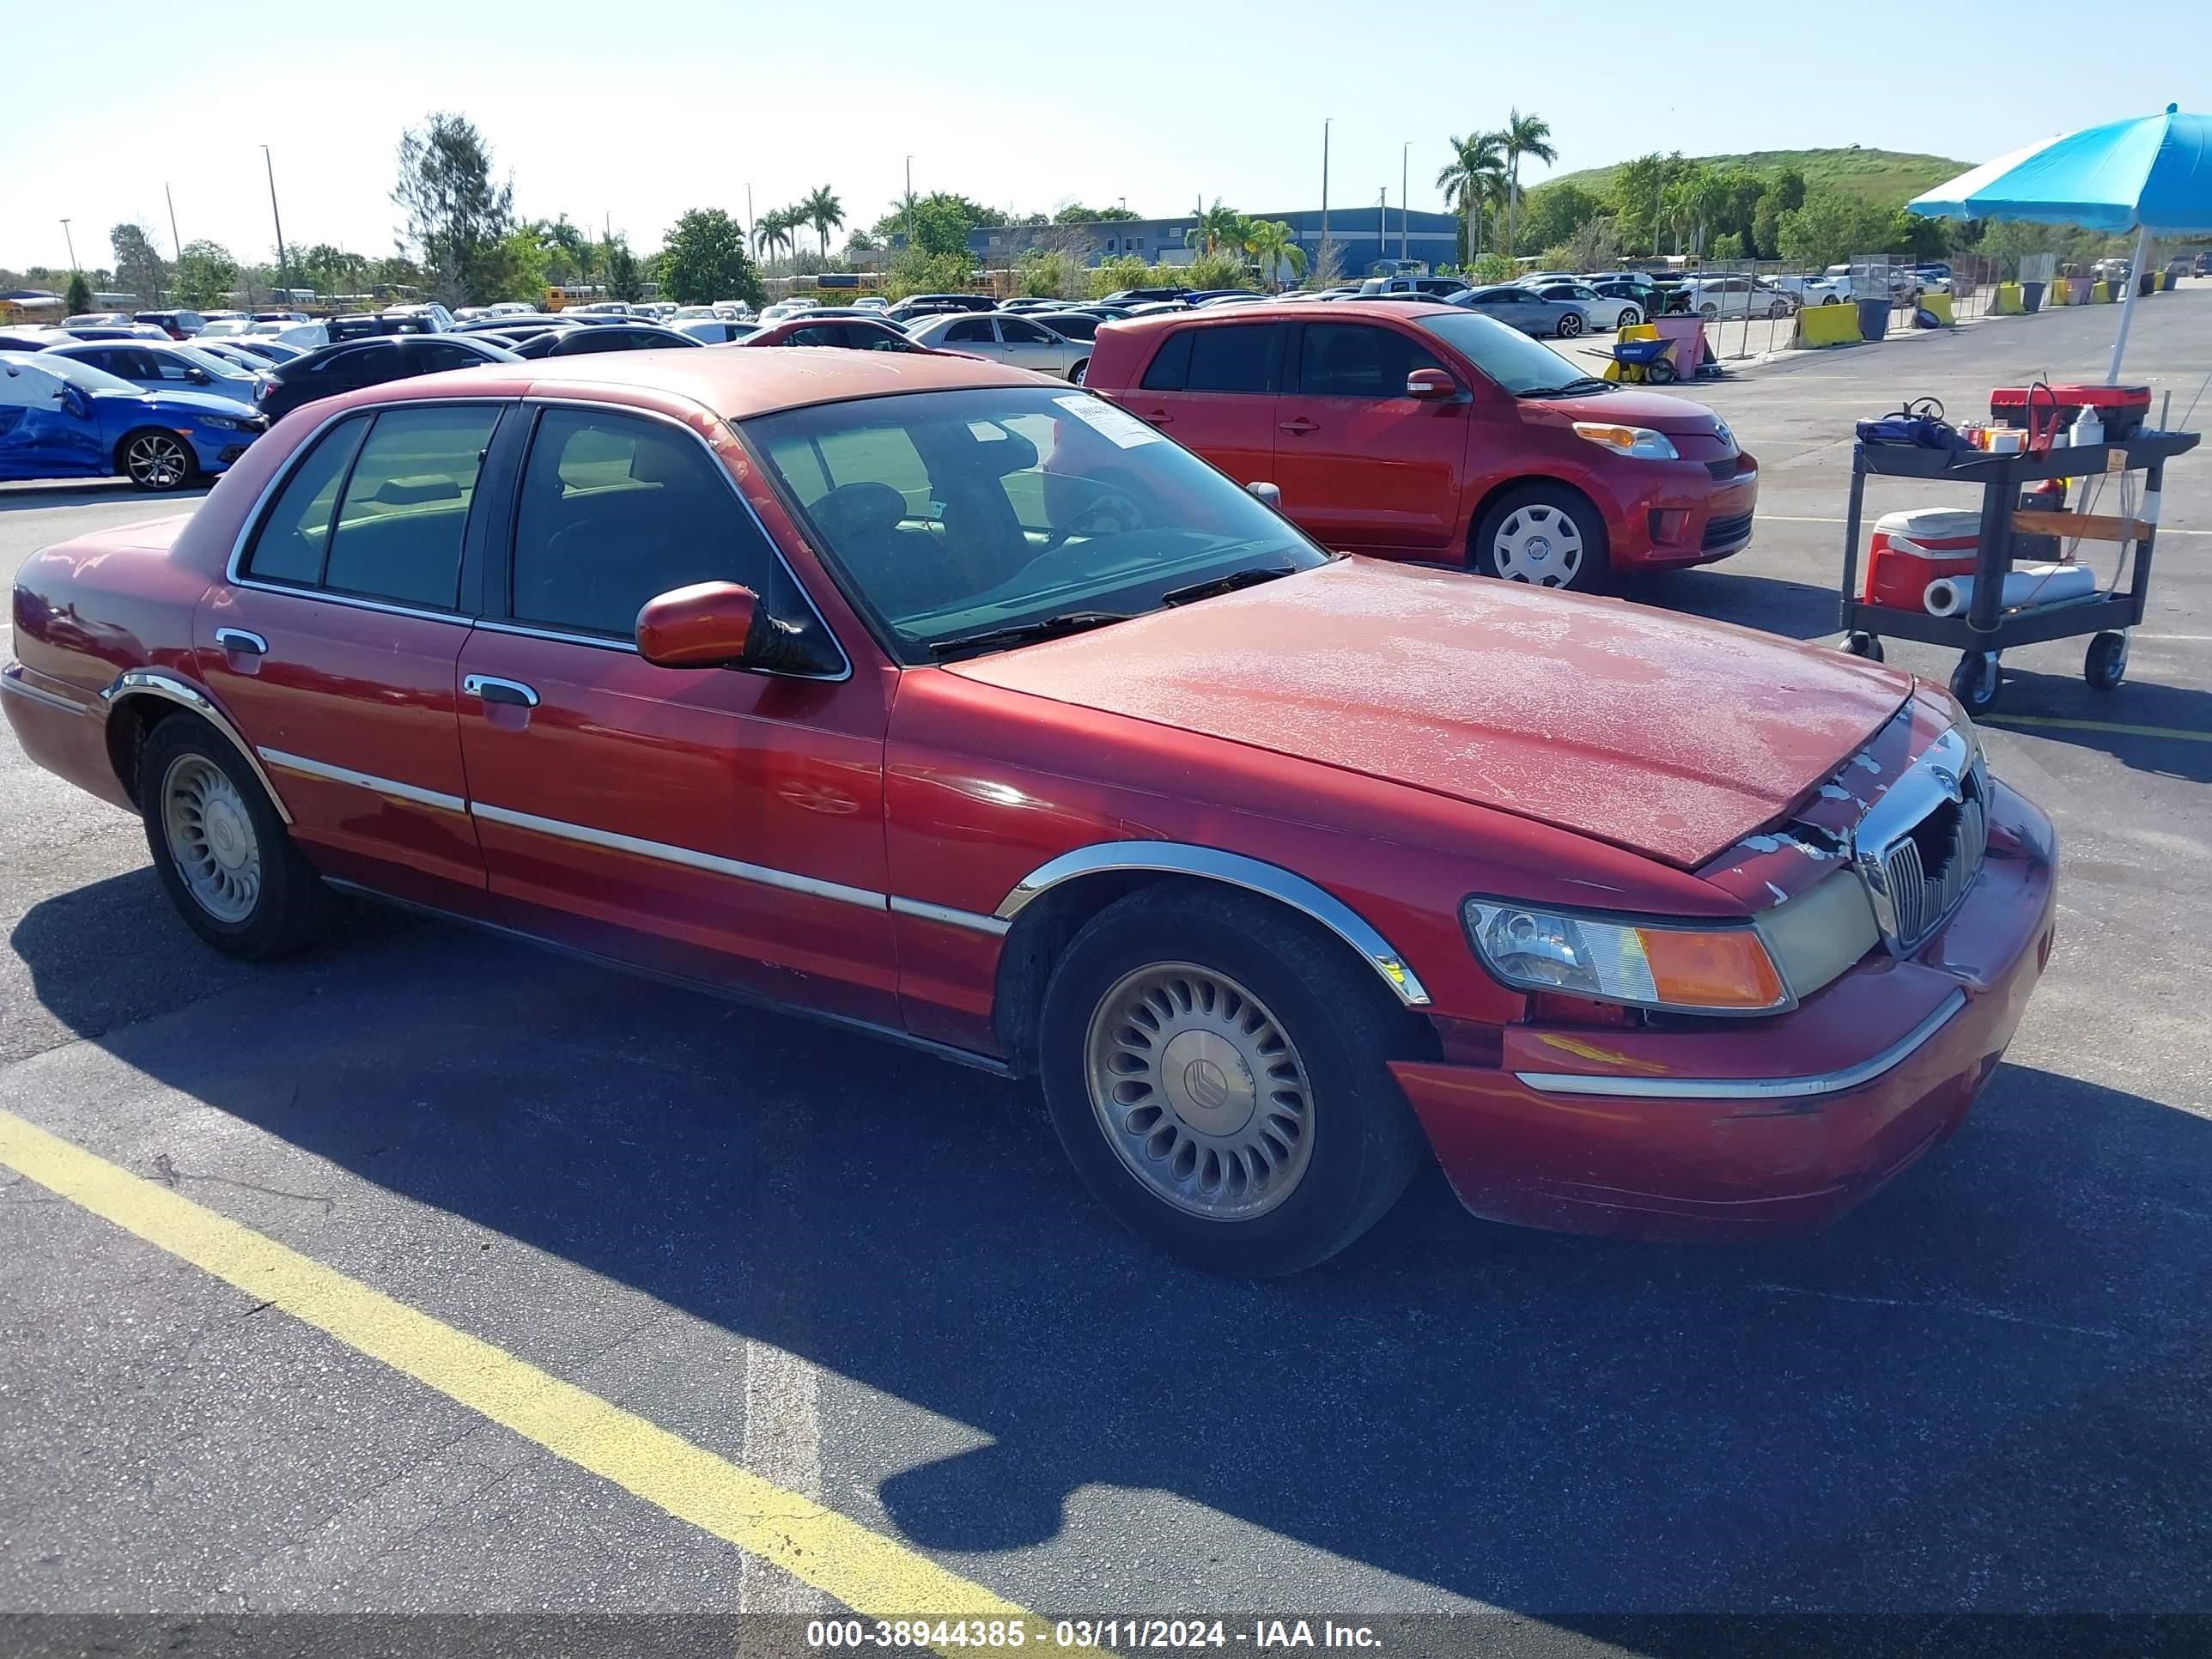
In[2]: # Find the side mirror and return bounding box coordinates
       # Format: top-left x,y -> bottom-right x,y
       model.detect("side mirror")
1246,481 -> 1282,508
187,369 -> 211,385
1407,368 -> 1459,401
635,581 -> 758,668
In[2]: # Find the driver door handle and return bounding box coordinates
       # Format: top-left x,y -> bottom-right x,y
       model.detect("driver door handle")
1279,416 -> 1319,435
463,675 -> 539,708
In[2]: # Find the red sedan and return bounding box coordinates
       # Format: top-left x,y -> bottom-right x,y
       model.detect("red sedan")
2,348 -> 2054,1275
1082,300 -> 1758,590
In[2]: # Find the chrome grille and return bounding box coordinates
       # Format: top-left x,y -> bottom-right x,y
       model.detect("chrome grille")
1851,726 -> 1990,954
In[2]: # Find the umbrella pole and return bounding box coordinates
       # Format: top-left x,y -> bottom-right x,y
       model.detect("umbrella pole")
2107,224 -> 2153,384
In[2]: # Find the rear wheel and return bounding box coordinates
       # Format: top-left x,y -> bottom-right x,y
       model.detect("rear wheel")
118,428 -> 195,491
138,715 -> 337,957
1068,357 -> 1088,385
1555,311 -> 1584,337
1473,483 -> 1608,592
1617,306 -> 1642,329
1767,298 -> 1792,319
1037,883 -> 1428,1277
1699,302 -> 1720,322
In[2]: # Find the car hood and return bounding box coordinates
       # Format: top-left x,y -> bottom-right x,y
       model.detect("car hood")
945,560 -> 1909,869
1522,385 -> 1728,437
94,386 -> 258,418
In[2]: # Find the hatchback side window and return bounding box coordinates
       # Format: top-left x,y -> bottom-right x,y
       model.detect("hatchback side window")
509,408 -> 781,639
241,416 -> 371,586
1296,325 -> 1441,398
319,404 -> 500,608
1138,329 -> 1194,390
1184,324 -> 1277,393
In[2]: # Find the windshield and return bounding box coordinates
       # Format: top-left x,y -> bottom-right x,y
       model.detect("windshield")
177,345 -> 249,377
1412,309 -> 1597,395
28,353 -> 143,393
744,386 -> 1329,661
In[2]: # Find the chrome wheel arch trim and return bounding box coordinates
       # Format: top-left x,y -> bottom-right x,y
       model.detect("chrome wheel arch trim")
994,841 -> 1433,1008
100,669 -> 294,823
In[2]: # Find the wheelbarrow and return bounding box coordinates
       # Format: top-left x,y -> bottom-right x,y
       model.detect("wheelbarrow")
1612,336 -> 1677,385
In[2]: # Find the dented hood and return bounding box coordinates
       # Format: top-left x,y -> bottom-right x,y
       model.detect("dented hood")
945,559 -> 1910,868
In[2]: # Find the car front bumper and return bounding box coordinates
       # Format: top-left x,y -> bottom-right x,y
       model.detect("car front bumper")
1603,453 -> 1759,570
1389,781 -> 2057,1242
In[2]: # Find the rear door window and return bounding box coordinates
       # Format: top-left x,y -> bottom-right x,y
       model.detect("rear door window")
241,416 -> 371,586
1183,323 -> 1278,393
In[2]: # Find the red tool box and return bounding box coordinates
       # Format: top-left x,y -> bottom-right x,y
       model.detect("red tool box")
1990,383 -> 2152,442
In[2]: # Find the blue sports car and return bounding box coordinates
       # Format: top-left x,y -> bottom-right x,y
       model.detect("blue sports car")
0,350 -> 267,490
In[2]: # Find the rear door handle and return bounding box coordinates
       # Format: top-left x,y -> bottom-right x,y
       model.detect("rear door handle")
463,674 -> 539,708
214,628 -> 267,657
1279,416 -> 1319,435
1140,410 -> 1173,427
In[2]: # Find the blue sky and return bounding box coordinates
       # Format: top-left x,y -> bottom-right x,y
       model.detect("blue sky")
3,0 -> 2203,271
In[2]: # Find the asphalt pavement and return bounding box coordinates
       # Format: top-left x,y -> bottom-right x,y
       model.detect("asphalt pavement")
1,295 -> 2207,1658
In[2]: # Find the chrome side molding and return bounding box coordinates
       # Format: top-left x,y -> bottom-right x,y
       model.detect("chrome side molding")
995,840 -> 1433,1008
258,748 -> 467,814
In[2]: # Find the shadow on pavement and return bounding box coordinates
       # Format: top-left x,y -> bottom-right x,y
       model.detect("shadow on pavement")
1985,667 -> 2212,785
0,484 -> 209,515
10,886 -> 2211,1620
1632,566 -> 1838,641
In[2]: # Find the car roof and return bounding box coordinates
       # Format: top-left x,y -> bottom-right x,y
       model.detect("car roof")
328,343 -> 1042,420
1104,298 -> 1460,335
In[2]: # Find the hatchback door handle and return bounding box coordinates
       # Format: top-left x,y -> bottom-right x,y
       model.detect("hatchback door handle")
214,628 -> 267,657
464,674 -> 539,708
1279,416 -> 1319,435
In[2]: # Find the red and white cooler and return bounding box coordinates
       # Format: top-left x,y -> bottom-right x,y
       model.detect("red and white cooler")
1863,508 -> 1984,609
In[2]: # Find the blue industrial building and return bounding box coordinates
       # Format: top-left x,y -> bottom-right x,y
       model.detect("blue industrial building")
933,206 -> 1464,280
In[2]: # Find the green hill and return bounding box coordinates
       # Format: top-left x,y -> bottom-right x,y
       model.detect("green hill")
1547,147 -> 1970,207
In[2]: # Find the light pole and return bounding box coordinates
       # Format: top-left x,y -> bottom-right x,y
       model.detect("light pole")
261,145 -> 289,302
164,185 -> 183,292
905,155 -> 915,206
1320,118 -> 1331,277
1401,141 -> 1410,264
59,218 -> 79,274
745,183 -> 755,250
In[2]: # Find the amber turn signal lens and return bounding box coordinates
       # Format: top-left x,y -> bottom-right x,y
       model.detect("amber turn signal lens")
1635,927 -> 1787,1011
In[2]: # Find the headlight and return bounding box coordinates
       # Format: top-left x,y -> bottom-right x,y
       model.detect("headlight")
1463,899 -> 1789,1014
1571,422 -> 1680,461
194,415 -> 252,432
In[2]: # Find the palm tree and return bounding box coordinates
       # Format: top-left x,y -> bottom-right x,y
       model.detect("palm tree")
1183,198 -> 1244,258
1499,108 -> 1558,258
1436,132 -> 1507,265
803,185 -> 845,258
1241,219 -> 1306,290
754,208 -> 798,266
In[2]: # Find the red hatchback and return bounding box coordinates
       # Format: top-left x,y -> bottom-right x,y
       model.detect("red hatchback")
3,348 -> 2051,1277
1083,300 -> 1757,590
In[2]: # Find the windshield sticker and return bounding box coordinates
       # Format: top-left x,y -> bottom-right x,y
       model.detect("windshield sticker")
1054,394 -> 1164,449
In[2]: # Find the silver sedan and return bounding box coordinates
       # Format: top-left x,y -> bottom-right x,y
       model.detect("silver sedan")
903,312 -> 1091,381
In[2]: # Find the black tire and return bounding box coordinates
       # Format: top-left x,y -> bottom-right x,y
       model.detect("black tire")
1069,357 -> 1088,385
117,427 -> 196,491
1646,356 -> 1677,386
1617,306 -> 1642,329
1767,299 -> 1792,319
1844,632 -> 1885,661
1949,652 -> 2002,715
1699,302 -> 1720,322
1555,311 -> 1584,337
1822,294 -> 1842,306
1036,882 -> 1430,1278
137,714 -> 337,958
1472,481 -> 1609,592
2084,629 -> 2128,690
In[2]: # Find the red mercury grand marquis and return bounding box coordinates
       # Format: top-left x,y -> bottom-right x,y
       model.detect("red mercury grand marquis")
1,348 -> 2057,1276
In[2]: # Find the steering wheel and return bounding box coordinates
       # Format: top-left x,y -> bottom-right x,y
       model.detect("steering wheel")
1045,481 -> 1152,549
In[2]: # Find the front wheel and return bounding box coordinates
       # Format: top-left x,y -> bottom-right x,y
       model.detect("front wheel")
1555,311 -> 1584,337
1037,884 -> 1428,1277
1473,483 -> 1608,592
138,714 -> 337,957
1617,306 -> 1642,329
1699,302 -> 1720,321
118,428 -> 195,491
1768,299 -> 1792,319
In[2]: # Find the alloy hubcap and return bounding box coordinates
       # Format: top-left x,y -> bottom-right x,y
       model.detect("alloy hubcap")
128,434 -> 188,488
161,755 -> 261,922
1084,963 -> 1315,1220
1493,504 -> 1583,586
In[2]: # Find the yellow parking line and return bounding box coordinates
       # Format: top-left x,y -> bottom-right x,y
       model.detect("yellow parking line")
1984,714 -> 2212,744
0,1109 -> 1048,1644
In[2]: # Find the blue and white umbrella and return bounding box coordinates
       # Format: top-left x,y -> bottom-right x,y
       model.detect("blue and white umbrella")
1908,105 -> 2212,380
